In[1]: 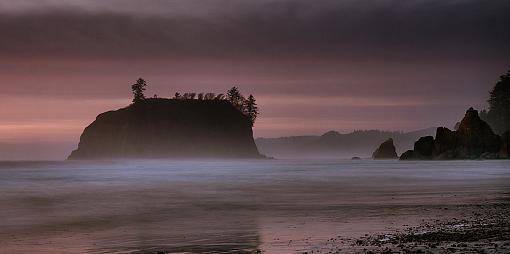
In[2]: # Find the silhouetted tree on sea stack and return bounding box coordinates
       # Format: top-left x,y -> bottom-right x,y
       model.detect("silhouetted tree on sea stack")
131,78 -> 147,103
184,93 -> 196,99
227,86 -> 245,111
168,86 -> 260,126
480,70 -> 510,134
244,94 -> 259,126
204,93 -> 216,100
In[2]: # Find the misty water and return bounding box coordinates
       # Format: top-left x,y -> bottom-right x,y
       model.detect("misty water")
1,159 -> 509,253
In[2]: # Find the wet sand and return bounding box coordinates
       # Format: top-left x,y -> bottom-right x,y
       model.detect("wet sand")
0,160 -> 509,253
309,203 -> 510,253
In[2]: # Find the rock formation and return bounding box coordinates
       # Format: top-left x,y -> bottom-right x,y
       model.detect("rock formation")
255,127 -> 437,159
400,108 -> 505,160
68,98 -> 262,159
399,150 -> 414,160
413,136 -> 435,159
372,138 -> 398,159
500,131 -> 510,159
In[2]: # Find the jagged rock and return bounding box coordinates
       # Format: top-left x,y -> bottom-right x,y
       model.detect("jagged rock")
434,127 -> 456,154
455,107 -> 501,156
399,150 -> 415,160
401,108 -> 505,160
435,150 -> 455,160
413,136 -> 435,158
372,138 -> 398,159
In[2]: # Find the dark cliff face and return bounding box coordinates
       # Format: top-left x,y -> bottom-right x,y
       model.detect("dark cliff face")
401,108 -> 505,160
455,108 -> 501,156
68,98 -> 261,159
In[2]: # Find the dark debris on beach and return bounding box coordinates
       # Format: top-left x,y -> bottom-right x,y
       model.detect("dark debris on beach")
351,203 -> 510,254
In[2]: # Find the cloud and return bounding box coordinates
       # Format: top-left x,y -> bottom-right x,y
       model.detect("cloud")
0,0 -> 509,60
1,0 -> 509,153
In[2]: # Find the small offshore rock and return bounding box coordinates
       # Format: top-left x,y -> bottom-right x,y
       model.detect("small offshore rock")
372,138 -> 398,159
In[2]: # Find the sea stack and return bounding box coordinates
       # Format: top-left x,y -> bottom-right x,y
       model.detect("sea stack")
68,98 -> 262,159
372,138 -> 398,159
400,108 -> 503,160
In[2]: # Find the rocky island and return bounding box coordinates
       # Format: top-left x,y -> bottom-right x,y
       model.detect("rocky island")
372,138 -> 398,159
400,71 -> 510,160
69,81 -> 262,159
400,108 -> 509,160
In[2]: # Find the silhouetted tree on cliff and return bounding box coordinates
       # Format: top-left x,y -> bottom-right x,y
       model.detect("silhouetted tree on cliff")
140,85 -> 260,127
131,78 -> 147,103
480,70 -> 510,134
182,93 -> 197,99
204,93 -> 216,100
244,94 -> 259,126
227,86 -> 245,110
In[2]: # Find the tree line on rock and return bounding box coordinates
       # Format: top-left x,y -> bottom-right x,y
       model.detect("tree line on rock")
130,78 -> 259,126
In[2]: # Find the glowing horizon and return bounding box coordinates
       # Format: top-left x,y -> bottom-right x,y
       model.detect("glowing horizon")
0,0 -> 509,159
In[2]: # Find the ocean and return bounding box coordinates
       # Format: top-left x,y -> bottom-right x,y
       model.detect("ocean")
1,159 -> 509,253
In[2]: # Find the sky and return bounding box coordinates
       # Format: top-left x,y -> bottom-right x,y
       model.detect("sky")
0,0 -> 509,159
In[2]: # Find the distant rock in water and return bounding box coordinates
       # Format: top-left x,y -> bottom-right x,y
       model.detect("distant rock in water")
351,156 -> 361,160
401,108 -> 505,160
372,138 -> 398,159
255,127 -> 436,159
68,98 -> 262,159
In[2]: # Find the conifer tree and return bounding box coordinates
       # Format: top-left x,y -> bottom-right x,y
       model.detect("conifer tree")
244,94 -> 259,126
227,86 -> 244,110
131,78 -> 147,103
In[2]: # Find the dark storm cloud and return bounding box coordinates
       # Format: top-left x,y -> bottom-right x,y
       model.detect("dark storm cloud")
1,0 -> 509,60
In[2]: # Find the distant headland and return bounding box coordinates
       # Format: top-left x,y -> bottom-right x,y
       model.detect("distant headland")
68,79 -> 263,159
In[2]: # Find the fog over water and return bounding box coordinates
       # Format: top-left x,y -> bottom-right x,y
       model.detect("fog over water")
1,159 -> 509,253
